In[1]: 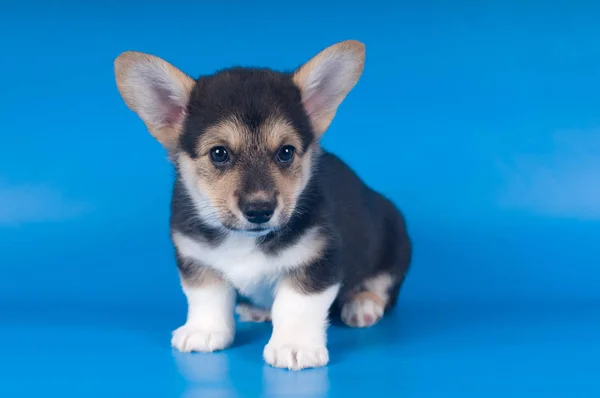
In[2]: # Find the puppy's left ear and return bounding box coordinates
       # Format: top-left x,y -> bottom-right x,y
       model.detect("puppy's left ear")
293,40 -> 365,137
114,51 -> 195,150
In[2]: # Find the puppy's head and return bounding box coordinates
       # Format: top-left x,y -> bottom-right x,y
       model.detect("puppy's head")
114,41 -> 365,234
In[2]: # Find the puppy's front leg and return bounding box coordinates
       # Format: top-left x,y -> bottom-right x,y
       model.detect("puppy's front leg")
171,265 -> 236,353
264,277 -> 340,370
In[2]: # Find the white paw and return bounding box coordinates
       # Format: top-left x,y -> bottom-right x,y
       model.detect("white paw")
171,324 -> 234,353
341,295 -> 384,328
236,303 -> 272,323
263,342 -> 329,370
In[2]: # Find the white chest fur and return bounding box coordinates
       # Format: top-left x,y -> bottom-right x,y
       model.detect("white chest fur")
172,227 -> 325,308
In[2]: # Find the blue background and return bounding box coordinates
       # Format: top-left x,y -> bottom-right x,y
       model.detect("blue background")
1,1 -> 599,396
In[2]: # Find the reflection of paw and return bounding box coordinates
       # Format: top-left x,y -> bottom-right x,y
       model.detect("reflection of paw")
236,303 -> 271,322
171,324 -> 234,353
263,342 -> 329,370
341,294 -> 384,328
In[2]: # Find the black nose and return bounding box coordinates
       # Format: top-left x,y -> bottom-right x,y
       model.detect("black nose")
240,199 -> 276,224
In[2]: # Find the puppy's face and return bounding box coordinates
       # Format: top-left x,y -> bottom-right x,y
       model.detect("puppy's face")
114,41 -> 365,233
177,112 -> 315,233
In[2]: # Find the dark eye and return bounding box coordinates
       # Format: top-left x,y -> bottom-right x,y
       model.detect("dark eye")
276,145 -> 296,164
210,146 -> 230,164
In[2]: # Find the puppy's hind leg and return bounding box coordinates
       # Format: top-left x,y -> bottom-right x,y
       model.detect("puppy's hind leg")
341,202 -> 412,328
340,273 -> 394,328
236,303 -> 271,323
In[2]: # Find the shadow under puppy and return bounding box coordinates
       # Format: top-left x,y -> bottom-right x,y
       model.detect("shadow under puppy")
114,40 -> 412,371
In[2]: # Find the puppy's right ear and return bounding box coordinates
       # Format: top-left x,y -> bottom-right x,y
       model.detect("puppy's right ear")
114,52 -> 194,149
292,40 -> 365,138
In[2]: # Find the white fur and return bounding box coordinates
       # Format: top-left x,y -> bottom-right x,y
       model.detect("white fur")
178,154 -> 286,231
341,273 -> 393,328
172,227 -> 325,306
178,155 -> 227,228
173,228 -> 332,365
264,281 -> 340,370
364,273 -> 394,302
171,282 -> 236,352
341,296 -> 384,328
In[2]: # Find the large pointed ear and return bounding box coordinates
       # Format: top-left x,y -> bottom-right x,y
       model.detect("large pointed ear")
292,40 -> 365,137
114,51 -> 195,149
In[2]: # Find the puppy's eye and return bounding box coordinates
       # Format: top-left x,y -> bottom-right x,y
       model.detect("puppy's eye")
210,146 -> 230,164
276,145 -> 295,164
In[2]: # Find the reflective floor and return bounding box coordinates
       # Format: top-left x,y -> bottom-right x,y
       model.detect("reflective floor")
2,1 -> 600,397
1,300 -> 599,397
1,219 -> 599,397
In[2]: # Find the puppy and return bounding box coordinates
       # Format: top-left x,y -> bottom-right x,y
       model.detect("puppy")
114,40 -> 412,371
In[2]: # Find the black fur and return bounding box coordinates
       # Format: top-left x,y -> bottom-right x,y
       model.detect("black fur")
170,67 -> 412,312
180,68 -> 314,156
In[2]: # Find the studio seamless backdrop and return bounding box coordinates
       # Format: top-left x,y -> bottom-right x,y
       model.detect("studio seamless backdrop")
1,1 -> 600,397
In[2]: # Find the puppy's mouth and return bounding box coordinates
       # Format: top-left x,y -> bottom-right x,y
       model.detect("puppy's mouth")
217,207 -> 291,236
226,226 -> 276,237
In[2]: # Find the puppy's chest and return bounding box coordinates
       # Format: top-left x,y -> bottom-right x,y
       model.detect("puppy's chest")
174,233 -> 281,307
173,227 -> 325,308
210,238 -> 279,305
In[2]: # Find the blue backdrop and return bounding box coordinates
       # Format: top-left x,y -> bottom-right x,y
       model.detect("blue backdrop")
1,1 -> 599,396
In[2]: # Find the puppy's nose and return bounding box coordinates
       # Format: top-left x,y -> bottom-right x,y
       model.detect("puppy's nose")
240,199 -> 276,224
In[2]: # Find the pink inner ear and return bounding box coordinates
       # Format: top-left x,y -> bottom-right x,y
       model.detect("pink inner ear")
164,105 -> 184,126
301,66 -> 337,118
154,84 -> 185,126
302,91 -> 325,118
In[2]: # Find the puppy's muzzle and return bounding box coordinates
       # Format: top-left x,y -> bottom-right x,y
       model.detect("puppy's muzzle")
239,197 -> 277,224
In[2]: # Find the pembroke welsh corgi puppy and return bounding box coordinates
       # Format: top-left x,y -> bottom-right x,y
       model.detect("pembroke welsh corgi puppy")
114,40 -> 412,370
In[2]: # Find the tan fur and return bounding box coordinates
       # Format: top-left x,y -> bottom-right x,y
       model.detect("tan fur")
178,153 -> 243,227
114,51 -> 194,149
339,272 -> 395,307
293,40 -> 365,136
196,118 -> 246,156
179,263 -> 224,288
340,273 -> 394,328
179,115 -> 316,230
262,116 -> 304,154
259,116 -> 313,222
363,272 -> 394,303
351,291 -> 386,307
274,144 -> 317,218
113,45 -> 360,231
